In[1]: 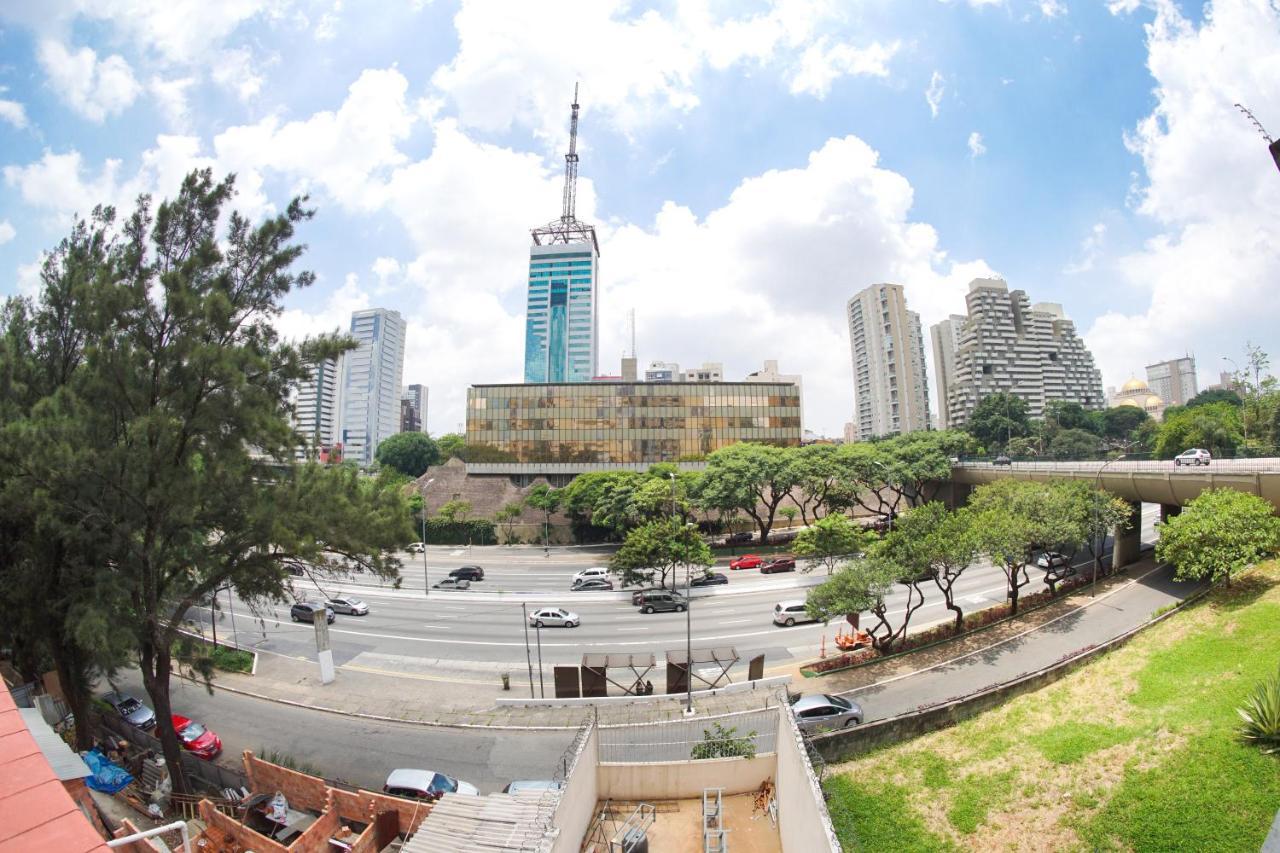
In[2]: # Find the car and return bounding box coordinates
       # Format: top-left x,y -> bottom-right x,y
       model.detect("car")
773,600 -> 817,627
724,532 -> 753,545
993,455 -> 1013,466
433,577 -> 471,591
729,554 -> 763,570
384,769 -> 478,800
690,571 -> 728,588
528,607 -> 579,628
869,514 -> 896,534
102,691 -> 156,730
571,567 -> 610,584
326,596 -> 369,616
760,556 -> 797,574
1174,448 -> 1211,466
172,714 -> 222,760
407,542 -> 426,554
571,577 -> 614,591
450,566 -> 485,582
791,693 -> 864,734
289,602 -> 335,624
502,780 -> 563,794
636,590 -> 686,614
631,587 -> 668,606
1035,551 -> 1071,570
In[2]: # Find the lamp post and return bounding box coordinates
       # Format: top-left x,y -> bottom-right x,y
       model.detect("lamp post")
1092,455 -> 1124,597
670,472 -> 694,715
521,602 -> 535,699
421,478 -> 435,596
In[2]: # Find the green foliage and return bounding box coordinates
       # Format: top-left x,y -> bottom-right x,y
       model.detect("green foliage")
436,499 -> 472,523
436,432 -> 466,460
698,442 -> 798,543
1237,664 -> 1280,753
1155,489 -> 1280,585
965,392 -> 1031,450
823,776 -> 956,853
689,723 -> 757,760
805,558 -> 895,623
946,770 -> 1013,834
375,431 -> 441,477
1030,721 -> 1135,765
257,747 -> 321,777
494,501 -> 524,544
1048,427 -> 1102,459
1101,405 -> 1151,439
610,517 -> 712,590
1154,401 -> 1242,458
882,503 -> 981,629
523,483 -> 563,547
172,637 -> 253,674
1186,388 -> 1243,408
1043,399 -> 1092,432
422,518 -> 496,545
793,513 -> 871,575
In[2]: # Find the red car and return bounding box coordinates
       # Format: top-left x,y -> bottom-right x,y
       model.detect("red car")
729,554 -> 763,570
172,715 -> 222,760
760,557 -> 797,574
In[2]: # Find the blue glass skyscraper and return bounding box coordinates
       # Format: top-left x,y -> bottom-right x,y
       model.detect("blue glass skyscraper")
524,84 -> 599,383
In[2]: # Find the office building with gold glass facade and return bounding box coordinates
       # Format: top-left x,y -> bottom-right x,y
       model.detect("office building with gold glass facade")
465,381 -> 802,475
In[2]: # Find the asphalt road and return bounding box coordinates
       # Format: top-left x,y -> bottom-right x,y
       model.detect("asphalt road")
110,670 -> 577,795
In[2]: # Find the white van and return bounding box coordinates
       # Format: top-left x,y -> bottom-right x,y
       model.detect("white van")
773,600 -> 815,627
572,567 -> 610,584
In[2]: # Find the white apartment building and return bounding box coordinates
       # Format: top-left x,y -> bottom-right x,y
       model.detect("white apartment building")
684,362 -> 724,382
644,360 -> 681,382
934,278 -> 1103,428
847,283 -> 930,440
1146,356 -> 1197,407
292,356 -> 343,460
930,314 -> 968,430
340,308 -> 407,466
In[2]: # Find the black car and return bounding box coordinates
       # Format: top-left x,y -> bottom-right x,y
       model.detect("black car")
290,602 -> 335,624
993,455 -> 1013,466
724,532 -> 753,545
571,578 -> 614,591
690,572 -> 728,588
450,566 -> 485,582
631,587 -> 668,606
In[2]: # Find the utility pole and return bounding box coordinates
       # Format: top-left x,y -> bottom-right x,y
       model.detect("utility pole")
421,478 -> 435,596
522,603 -> 535,699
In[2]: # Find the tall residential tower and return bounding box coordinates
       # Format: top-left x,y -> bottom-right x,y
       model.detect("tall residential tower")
292,356 -> 343,459
523,85 -> 600,383
847,283 -> 930,440
1145,356 -> 1197,407
340,308 -> 407,466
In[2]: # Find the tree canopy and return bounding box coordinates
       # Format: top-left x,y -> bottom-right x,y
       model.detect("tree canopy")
1155,489 -> 1280,586
793,513 -> 872,575
609,517 -> 712,590
697,442 -> 798,543
1153,402 -> 1242,458
375,431 -> 441,477
965,392 -> 1031,451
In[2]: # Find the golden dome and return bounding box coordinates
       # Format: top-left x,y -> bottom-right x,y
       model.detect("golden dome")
1121,377 -> 1149,392
1119,398 -> 1142,408
1146,395 -> 1163,407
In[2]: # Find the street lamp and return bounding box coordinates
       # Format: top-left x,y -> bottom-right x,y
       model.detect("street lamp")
421,478 -> 435,596
668,471 -> 695,715
1092,455 -> 1125,597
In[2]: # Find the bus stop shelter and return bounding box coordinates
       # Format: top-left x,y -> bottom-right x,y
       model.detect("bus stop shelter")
664,647 -> 739,695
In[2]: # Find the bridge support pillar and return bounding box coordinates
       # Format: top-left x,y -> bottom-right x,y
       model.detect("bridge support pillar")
1160,503 -> 1181,523
1112,500 -> 1143,571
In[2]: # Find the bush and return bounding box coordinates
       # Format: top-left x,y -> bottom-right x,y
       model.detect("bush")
172,636 -> 254,674
422,518 -> 496,545
690,723 -> 757,760
1238,665 -> 1280,753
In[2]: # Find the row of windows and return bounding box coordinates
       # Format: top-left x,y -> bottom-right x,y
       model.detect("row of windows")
531,250 -> 594,259
529,260 -> 594,270
462,435 -> 798,464
472,397 -> 799,411
470,417 -> 800,431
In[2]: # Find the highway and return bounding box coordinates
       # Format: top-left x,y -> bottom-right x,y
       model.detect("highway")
190,507 -> 1158,677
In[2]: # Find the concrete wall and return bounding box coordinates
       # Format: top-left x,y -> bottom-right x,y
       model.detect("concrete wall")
551,726 -> 599,853
774,709 -> 840,853
597,754 -> 776,801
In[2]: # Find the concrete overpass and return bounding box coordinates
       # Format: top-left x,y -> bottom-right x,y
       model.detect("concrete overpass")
947,457 -> 1280,569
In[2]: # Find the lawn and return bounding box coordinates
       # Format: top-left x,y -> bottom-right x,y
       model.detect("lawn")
823,561 -> 1280,852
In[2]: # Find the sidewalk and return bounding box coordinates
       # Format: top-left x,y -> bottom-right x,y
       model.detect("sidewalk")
195,556 -> 1200,730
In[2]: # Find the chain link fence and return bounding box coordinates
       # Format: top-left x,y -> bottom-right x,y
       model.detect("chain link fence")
596,707 -> 779,763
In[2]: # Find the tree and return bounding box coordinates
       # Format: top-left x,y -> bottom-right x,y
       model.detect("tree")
805,556 -> 925,653
609,517 -> 712,591
1186,388 -> 1243,408
437,432 -> 466,461
1054,480 -> 1134,586
965,392 -> 1030,451
494,502 -> 524,544
2,173 -> 415,792
697,443 -> 798,544
1048,428 -> 1102,460
969,479 -> 1080,615
437,499 -> 472,523
778,505 -> 799,527
1155,489 -> 1280,586
1154,402 -> 1242,458
1102,406 -> 1150,441
789,443 -> 842,525
524,483 -> 562,549
1043,400 -> 1090,432
793,514 -> 871,575
883,503 -> 981,631
375,432 -> 441,478
690,723 -> 757,760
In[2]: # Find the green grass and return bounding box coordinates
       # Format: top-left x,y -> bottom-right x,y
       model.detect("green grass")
823,775 -> 956,853
946,770 -> 1012,834
258,747 -> 321,777
172,637 -> 254,673
915,751 -> 952,789
1030,721 -> 1136,765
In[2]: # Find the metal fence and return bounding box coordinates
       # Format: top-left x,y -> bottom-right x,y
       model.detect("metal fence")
596,707 -> 779,764
956,455 -> 1280,474
98,712 -> 248,795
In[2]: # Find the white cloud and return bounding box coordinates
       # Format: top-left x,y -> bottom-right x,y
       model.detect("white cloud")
314,1 -> 341,41
16,259 -> 43,299
1062,222 -> 1106,274
968,131 -> 987,157
0,221 -> 15,245
149,75 -> 197,128
1086,0 -> 1280,392
1039,0 -> 1068,17
788,38 -> 901,99
925,70 -> 945,118
276,273 -> 372,343
212,47 -> 266,101
0,97 -> 29,129
37,40 -> 140,122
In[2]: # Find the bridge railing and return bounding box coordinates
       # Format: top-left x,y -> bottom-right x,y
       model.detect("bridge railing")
955,453 -> 1280,474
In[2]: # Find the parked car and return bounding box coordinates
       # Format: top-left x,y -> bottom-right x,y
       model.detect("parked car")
993,455 -> 1013,466
571,567 -> 610,584
690,571 -> 729,588
773,600 -> 817,627
869,514 -> 896,534
724,532 -> 753,545
1035,551 -> 1071,570
433,578 -> 471,591
528,607 -> 580,628
502,780 -> 563,794
729,554 -> 764,570
384,769 -> 478,800
631,587 -> 668,606
172,714 -> 222,760
571,578 -> 614,591
326,596 -> 369,616
407,542 -> 426,554
791,693 -> 864,734
1174,448 -> 1211,466
289,602 -> 335,624
760,556 -> 797,574
102,691 -> 156,730
450,565 -> 485,581
636,590 -> 686,614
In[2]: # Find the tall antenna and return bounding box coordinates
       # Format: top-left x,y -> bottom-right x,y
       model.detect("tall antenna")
561,83 -> 580,223
629,308 -> 636,358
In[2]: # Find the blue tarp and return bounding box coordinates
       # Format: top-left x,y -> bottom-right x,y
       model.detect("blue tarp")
81,748 -> 133,794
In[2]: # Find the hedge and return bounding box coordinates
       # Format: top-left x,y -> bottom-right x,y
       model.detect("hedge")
423,518 -> 496,545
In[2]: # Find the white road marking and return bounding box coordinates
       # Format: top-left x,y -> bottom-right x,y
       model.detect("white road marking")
615,627 -> 651,633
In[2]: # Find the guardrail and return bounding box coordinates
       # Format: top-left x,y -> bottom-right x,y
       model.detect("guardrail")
956,455 -> 1280,473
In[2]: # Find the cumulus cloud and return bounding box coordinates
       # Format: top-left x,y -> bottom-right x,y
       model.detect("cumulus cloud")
0,221 -> 15,245
1085,0 -> 1280,391
212,47 -> 266,101
788,38 -> 900,98
1039,0 -> 1068,17
0,96 -> 28,129
1063,222 -> 1106,274
37,40 -> 140,122
149,75 -> 197,129
925,71 -> 945,118
968,131 -> 987,157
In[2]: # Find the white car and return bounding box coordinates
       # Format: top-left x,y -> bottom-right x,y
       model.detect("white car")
528,607 -> 580,628
1174,448 -> 1211,466
326,596 -> 369,616
384,769 -> 478,800
407,542 -> 426,554
571,567 -> 610,584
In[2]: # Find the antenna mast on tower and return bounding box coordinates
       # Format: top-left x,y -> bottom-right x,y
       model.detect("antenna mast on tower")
532,83 -> 600,254
561,83 -> 580,224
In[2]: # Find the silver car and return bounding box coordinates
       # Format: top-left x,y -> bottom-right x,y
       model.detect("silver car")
792,693 -> 863,734
528,607 -> 580,628
432,578 -> 471,591
384,768 -> 478,800
102,691 -> 157,730
1174,448 -> 1211,466
326,596 -> 369,615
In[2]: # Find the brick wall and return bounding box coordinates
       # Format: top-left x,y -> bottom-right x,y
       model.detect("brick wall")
243,751 -> 327,811
200,800 -> 290,853
283,808 -> 339,853
328,786 -> 433,837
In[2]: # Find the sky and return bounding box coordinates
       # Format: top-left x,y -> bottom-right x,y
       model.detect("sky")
0,0 -> 1277,437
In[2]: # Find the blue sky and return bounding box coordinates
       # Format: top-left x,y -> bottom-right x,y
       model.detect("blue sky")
1,0 -> 1277,435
